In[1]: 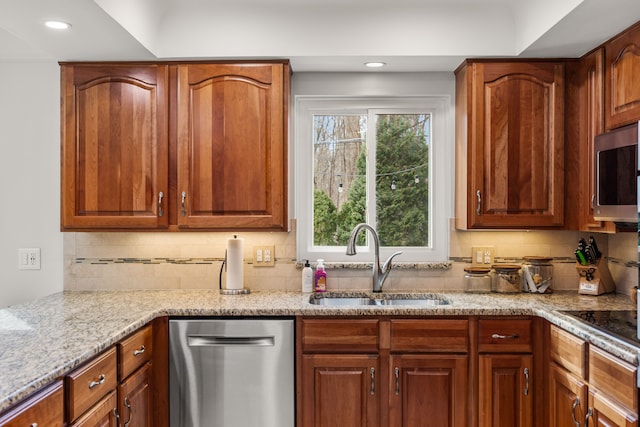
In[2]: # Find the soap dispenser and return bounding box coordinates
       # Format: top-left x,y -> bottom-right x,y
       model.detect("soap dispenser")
302,260 -> 314,293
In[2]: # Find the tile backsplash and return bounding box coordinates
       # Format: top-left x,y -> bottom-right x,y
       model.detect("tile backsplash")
64,220 -> 638,296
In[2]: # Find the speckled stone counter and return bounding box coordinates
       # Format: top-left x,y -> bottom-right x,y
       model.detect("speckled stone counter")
0,289 -> 637,413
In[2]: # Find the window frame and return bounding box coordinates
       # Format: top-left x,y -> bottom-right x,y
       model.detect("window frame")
295,95 -> 451,263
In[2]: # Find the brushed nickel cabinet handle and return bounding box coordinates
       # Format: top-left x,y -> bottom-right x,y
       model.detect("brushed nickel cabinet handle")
491,333 -> 520,339
181,191 -> 187,217
370,368 -> 375,395
133,345 -> 145,356
523,368 -> 529,396
158,192 -> 164,217
124,397 -> 133,427
30,423 -> 38,427
584,408 -> 593,427
89,374 -> 106,389
476,190 -> 482,215
394,367 -> 400,395
571,398 -> 580,427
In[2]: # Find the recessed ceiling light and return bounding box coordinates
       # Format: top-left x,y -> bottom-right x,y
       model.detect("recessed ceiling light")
44,20 -> 72,30
364,61 -> 386,68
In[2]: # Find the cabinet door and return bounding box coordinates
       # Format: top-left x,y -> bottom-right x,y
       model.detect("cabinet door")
61,64 -> 169,230
605,21 -> 640,130
479,354 -> 533,427
300,354 -> 380,427
389,355 -> 468,427
460,61 -> 565,228
70,391 -> 118,427
176,62 -> 288,230
548,363 -> 587,427
571,49 -> 616,232
587,390 -> 638,427
118,362 -> 152,427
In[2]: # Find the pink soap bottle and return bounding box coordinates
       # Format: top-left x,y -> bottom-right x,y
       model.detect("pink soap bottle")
314,259 -> 327,292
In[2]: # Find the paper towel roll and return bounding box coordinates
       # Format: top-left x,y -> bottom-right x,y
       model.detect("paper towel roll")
225,236 -> 244,290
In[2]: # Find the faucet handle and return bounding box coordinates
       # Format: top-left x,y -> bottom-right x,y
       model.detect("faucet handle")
382,251 -> 403,273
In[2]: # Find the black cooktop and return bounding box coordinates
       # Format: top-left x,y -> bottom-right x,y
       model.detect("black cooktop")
561,310 -> 639,347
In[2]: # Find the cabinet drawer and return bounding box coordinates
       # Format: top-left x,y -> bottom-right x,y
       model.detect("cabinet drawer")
589,346 -> 637,411
301,319 -> 379,353
66,347 -> 118,422
390,319 -> 468,353
478,319 -> 532,353
119,324 -> 153,380
549,325 -> 587,378
0,380 -> 64,427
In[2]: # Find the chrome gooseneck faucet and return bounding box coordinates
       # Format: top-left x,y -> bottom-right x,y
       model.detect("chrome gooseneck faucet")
346,223 -> 402,293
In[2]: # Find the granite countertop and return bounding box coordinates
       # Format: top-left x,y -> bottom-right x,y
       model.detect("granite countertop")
0,289 -> 637,413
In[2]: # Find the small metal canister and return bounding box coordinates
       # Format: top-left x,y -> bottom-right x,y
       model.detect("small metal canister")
522,256 -> 553,293
491,264 -> 522,293
464,267 -> 492,293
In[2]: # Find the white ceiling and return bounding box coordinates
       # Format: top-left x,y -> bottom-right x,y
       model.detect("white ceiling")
0,0 -> 639,72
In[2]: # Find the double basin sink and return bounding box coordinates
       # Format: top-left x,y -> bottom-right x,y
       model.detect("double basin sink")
309,293 -> 450,307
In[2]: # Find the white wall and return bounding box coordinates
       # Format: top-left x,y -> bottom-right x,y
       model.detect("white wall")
0,61 -> 63,307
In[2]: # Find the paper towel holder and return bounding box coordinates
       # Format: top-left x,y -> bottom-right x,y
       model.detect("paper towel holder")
219,243 -> 250,295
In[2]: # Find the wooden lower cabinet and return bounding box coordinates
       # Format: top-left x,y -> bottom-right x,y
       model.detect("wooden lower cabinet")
479,354 -> 533,427
300,354 -> 381,427
548,363 -> 587,427
71,391 -> 118,427
118,362 -> 152,427
0,380 -> 64,427
389,355 -> 468,427
547,324 -> 638,427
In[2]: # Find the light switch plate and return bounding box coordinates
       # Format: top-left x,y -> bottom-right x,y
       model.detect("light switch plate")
471,246 -> 494,266
253,245 -> 275,267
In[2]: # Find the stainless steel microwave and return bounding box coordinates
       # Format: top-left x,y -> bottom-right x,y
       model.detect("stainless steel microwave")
593,121 -> 639,223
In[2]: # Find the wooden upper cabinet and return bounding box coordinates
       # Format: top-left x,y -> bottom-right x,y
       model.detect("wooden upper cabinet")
61,64 -> 170,230
455,60 -> 565,229
605,21 -> 640,130
176,62 -> 288,230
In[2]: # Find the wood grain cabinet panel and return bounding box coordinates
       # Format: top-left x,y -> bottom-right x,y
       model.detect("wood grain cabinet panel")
389,355 -> 468,427
300,354 -> 380,427
479,354 -> 533,427
118,362 -> 152,427
0,381 -> 64,427
70,391 -> 118,427
455,60 -> 565,229
548,363 -> 587,427
66,347 -> 118,423
605,21 -> 640,130
61,63 -> 170,230
176,62 -> 288,230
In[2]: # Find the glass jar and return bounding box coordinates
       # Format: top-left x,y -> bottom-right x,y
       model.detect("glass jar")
464,267 -> 492,293
491,264 -> 522,293
522,256 -> 553,293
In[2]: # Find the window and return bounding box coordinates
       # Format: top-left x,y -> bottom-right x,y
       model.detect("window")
295,96 -> 451,263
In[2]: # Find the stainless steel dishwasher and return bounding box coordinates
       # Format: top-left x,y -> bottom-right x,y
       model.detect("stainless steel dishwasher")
169,319 -> 294,427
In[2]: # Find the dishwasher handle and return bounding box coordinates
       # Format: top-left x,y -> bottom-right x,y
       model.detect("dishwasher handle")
187,335 -> 275,347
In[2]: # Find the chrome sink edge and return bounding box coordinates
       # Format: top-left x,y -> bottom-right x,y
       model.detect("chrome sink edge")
308,291 -> 451,306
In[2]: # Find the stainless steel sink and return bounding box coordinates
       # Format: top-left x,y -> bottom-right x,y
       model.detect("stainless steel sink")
308,297 -> 373,306
308,294 -> 450,307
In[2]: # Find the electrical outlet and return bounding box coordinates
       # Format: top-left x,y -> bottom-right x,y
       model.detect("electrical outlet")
253,245 -> 275,267
471,246 -> 494,266
18,248 -> 41,270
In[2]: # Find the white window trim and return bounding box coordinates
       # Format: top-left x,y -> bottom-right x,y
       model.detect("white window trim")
295,95 -> 451,263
